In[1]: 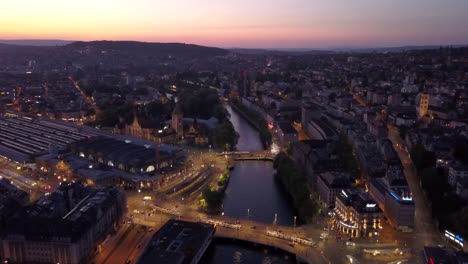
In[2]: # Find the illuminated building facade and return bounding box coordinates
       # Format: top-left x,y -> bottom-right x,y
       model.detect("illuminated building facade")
419,93 -> 429,118
334,188 -> 382,238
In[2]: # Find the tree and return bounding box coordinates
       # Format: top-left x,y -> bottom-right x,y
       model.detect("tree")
201,187 -> 224,213
55,161 -> 72,181
452,136 -> 468,165
398,126 -> 408,139
411,144 -> 436,171
145,101 -> 164,118
273,152 -> 316,223
213,121 -> 238,150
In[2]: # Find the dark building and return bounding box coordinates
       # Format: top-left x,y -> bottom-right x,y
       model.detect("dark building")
70,136 -> 180,174
137,219 -> 215,264
317,171 -> 351,208
422,246 -> 468,264
0,178 -> 29,233
0,182 -> 126,264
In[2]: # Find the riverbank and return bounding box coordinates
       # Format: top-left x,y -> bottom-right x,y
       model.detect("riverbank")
228,99 -> 272,149
200,168 -> 230,214
273,152 -> 317,224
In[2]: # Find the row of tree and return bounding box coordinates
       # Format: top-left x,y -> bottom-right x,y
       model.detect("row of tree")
410,142 -> 468,239
230,99 -> 272,148
273,152 -> 317,223
200,169 -> 230,213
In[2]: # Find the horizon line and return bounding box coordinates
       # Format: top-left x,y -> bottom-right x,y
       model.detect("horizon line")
1,38 -> 468,51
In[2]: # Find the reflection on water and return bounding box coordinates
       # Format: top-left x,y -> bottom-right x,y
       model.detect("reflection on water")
202,105 -> 296,264
200,240 -> 295,264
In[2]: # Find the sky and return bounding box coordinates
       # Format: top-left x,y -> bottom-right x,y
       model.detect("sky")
1,0 -> 468,49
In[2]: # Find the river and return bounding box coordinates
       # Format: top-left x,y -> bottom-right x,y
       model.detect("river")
201,105 -> 296,264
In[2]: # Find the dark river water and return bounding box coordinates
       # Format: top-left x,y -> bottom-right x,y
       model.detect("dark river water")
201,105 -> 296,264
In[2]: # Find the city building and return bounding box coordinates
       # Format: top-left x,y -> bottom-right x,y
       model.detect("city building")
317,172 -> 351,209
334,188 -> 382,238
0,178 -> 30,234
172,104 -> 184,140
276,121 -> 298,146
70,136 -> 179,173
368,178 -> 415,231
291,140 -> 341,183
422,246 -> 468,264
301,101 -> 321,128
419,93 -> 429,118
0,116 -> 109,163
448,161 -> 468,187
137,219 -> 215,264
306,117 -> 338,141
0,182 -> 126,264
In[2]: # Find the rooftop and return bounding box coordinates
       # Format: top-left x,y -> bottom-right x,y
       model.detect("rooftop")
337,187 -> 382,214
2,182 -> 125,242
138,219 -> 215,264
277,121 -> 297,134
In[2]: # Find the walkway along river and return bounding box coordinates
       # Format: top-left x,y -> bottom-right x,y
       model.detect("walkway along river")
201,105 -> 297,264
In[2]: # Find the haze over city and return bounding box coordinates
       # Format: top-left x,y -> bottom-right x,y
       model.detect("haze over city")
1,0 -> 468,48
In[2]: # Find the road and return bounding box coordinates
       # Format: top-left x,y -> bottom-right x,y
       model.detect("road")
387,125 -> 441,248
94,223 -> 157,264
127,193 -> 419,264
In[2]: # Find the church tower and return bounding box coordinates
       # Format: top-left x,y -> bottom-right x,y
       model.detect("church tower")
172,104 -> 184,139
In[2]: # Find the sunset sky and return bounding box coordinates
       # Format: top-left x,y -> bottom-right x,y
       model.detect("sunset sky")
1,0 -> 468,48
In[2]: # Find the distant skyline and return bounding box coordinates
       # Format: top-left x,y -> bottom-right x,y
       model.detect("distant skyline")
1,0 -> 468,49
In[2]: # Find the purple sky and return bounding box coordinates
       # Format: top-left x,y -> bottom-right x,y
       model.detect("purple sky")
1,0 -> 468,48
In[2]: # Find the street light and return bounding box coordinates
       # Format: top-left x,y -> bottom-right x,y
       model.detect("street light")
294,216 -> 297,228
247,208 -> 250,220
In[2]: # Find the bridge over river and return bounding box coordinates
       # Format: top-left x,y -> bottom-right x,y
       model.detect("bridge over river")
132,203 -> 328,264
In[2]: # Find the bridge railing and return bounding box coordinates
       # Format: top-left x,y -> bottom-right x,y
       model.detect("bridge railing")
266,230 -> 314,246
201,218 -> 242,230
150,204 -> 181,217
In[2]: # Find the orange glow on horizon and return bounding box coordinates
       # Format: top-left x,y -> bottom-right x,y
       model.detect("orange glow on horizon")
1,0 -> 468,48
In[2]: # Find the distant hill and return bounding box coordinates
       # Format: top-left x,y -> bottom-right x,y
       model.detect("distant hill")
63,41 -> 228,57
0,43 -> 52,54
229,48 -> 332,55
0,39 -> 73,46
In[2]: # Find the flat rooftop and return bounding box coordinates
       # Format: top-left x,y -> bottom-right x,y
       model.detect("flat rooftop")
0,116 -> 109,162
138,219 -> 215,264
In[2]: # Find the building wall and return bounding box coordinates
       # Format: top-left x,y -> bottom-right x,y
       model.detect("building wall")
306,120 -> 327,140
368,180 -> 414,231
448,166 -> 468,187
419,94 -> 429,118
385,197 -> 415,231
334,198 -> 381,238
0,189 -> 126,264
